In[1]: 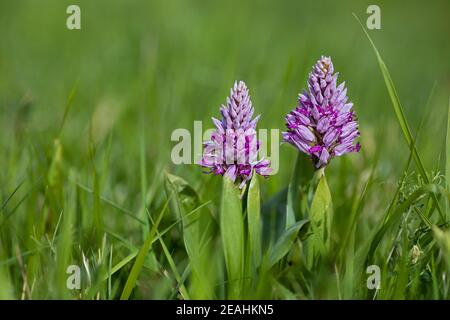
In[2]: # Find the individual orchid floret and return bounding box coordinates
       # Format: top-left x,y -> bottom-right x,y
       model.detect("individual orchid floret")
283,56 -> 360,168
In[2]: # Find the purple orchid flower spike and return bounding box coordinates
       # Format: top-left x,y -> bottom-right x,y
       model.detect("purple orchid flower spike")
200,81 -> 271,189
283,56 -> 361,168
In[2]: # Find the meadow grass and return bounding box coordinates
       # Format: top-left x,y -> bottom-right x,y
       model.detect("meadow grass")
0,0 -> 449,299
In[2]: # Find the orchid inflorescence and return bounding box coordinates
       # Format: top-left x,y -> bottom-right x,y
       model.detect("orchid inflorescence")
283,56 -> 360,168
200,56 -> 360,188
199,81 -> 271,189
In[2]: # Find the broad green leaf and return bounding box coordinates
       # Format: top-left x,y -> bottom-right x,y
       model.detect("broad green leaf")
286,154 -> 313,229
306,169 -> 332,268
268,219 -> 309,268
221,177 -> 244,299
247,175 -> 262,269
261,187 -> 289,249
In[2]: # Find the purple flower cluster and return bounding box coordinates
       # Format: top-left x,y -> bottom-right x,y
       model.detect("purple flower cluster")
200,81 -> 271,188
283,56 -> 360,168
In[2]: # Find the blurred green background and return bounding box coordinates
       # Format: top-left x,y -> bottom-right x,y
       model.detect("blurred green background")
1,0 -> 449,189
0,0 -> 449,299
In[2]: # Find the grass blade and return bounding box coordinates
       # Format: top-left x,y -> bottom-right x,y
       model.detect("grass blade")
165,172 -> 216,298
353,13 -> 445,223
58,84 -> 77,138
119,198 -> 170,300
75,181 -> 147,225
151,211 -> 190,299
339,158 -> 377,260
0,179 -> 25,213
140,129 -> 150,237
367,184 -> 450,261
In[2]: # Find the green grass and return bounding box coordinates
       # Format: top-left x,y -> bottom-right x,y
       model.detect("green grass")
0,0 -> 450,299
